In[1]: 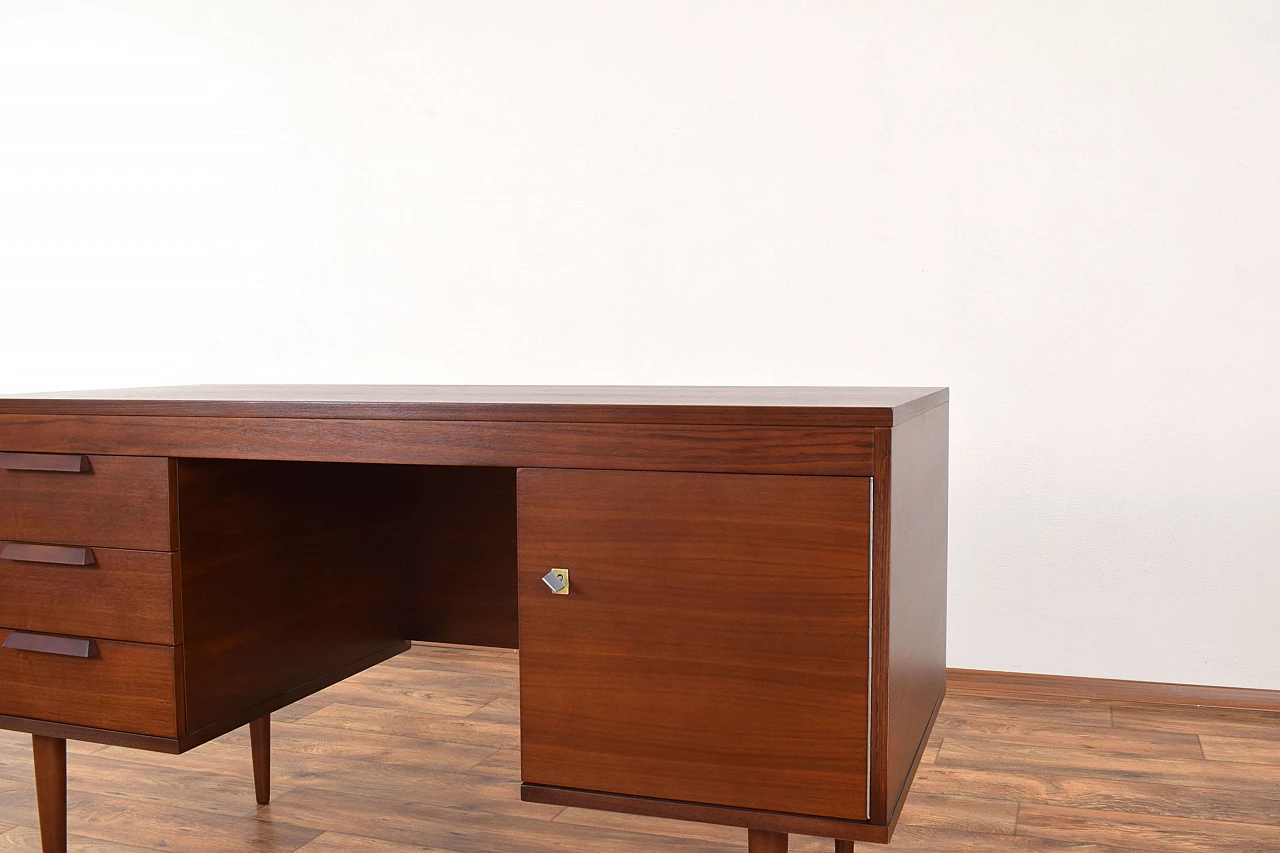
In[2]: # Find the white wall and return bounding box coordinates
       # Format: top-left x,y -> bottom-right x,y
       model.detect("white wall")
2,1 -> 1277,689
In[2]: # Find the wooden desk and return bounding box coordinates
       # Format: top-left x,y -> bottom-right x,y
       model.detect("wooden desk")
0,386 -> 948,853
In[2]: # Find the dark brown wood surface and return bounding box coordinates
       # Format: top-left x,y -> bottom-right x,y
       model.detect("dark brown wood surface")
0,385 -> 949,427
32,734 -> 66,853
0,629 -> 179,737
869,404 -> 949,825
250,715 -> 270,806
400,467 -> 519,649
0,544 -> 178,644
2,644 -> 1274,853
748,829 -> 788,852
518,470 -> 871,820
0,416 -> 873,476
0,454 -> 175,551
521,785 -> 892,843
176,459 -> 411,734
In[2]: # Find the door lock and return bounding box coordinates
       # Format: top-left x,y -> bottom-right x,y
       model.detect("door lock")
542,568 -> 570,594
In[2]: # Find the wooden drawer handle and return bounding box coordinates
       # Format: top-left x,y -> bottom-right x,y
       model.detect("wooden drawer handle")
0,452 -> 91,473
0,542 -> 95,566
2,632 -> 98,658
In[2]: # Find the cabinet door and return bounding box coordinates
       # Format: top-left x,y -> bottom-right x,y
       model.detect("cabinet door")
518,469 -> 870,820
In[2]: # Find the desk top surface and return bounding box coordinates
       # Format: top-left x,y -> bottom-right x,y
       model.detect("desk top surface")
0,385 -> 947,427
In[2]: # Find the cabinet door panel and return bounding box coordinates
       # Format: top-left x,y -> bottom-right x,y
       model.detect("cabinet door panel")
518,469 -> 870,820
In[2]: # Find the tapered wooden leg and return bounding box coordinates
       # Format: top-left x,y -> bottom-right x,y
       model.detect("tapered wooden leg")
835,841 -> 856,853
250,714 -> 271,805
748,829 -> 788,853
32,735 -> 67,853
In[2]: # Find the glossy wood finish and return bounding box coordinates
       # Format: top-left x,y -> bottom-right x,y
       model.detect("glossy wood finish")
0,384 -> 949,427
401,467 -> 519,649
521,785 -> 892,842
0,451 -> 88,473
176,459 -> 409,736
948,668 -> 1280,713
748,829 -> 788,853
0,416 -> 874,477
31,734 -> 66,853
868,404 -> 949,826
249,715 -> 270,806
518,470 -> 871,820
0,542 -> 94,565
3,644 -> 1276,853
2,633 -> 97,658
0,544 -> 178,644
0,640 -> 407,754
0,385 -> 950,853
0,454 -> 175,551
0,629 -> 180,737
834,840 -> 855,852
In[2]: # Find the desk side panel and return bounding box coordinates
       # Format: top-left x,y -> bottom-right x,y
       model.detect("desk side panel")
870,404 -> 949,825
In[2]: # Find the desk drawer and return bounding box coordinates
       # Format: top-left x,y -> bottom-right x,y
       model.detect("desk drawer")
0,453 -> 175,551
0,543 -> 178,644
0,628 -> 181,737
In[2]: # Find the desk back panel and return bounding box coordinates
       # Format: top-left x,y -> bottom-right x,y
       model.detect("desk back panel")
399,466 -> 519,650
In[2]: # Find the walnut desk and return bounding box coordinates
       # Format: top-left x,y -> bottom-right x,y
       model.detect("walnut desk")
0,385 -> 948,853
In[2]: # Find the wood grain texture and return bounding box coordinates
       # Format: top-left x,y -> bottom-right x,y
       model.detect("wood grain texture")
0,454 -> 175,551
400,467 -> 518,649
0,416 -> 873,477
176,459 -> 410,735
4,643 -> 1278,853
0,385 -> 949,427
518,470 -> 871,820
0,630 -> 179,737
0,544 -> 178,644
32,734 -> 67,853
870,403 -> 949,825
949,668 -> 1280,713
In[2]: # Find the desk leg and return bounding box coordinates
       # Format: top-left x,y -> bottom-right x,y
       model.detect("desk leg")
250,714 -> 271,805
835,841 -> 856,852
748,830 -> 788,853
33,735 -> 67,853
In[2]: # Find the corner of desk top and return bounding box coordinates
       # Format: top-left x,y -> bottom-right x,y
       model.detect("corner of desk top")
890,387 -> 949,426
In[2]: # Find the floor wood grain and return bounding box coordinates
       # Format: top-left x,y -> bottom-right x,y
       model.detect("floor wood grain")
0,645 -> 1277,852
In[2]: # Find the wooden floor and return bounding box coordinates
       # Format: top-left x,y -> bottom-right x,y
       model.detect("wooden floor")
1,644 -> 1279,852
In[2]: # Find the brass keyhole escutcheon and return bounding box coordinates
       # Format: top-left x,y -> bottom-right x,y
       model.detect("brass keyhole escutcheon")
542,568 -> 570,595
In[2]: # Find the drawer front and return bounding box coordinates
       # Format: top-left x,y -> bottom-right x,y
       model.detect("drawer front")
0,543 -> 178,644
0,454 -> 175,551
518,469 -> 871,820
0,628 -> 181,737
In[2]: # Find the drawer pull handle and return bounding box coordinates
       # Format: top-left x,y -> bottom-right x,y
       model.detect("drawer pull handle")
0,452 -> 91,473
2,632 -> 98,658
0,542 -> 95,566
